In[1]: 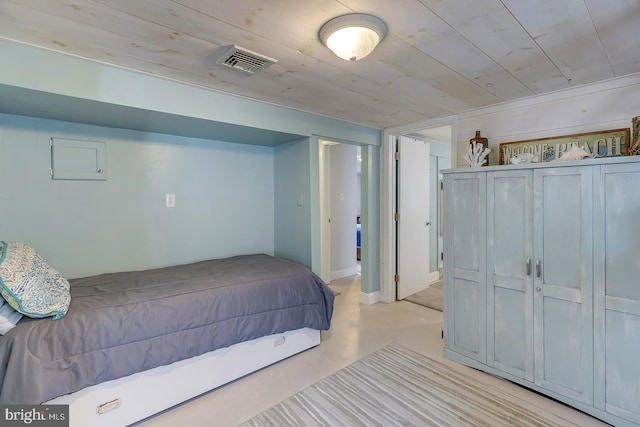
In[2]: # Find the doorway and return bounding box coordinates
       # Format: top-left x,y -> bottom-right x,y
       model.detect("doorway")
407,126 -> 452,280
319,140 -> 361,284
381,118 -> 456,303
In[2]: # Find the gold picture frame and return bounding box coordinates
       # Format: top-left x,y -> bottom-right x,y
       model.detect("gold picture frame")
499,128 -> 630,165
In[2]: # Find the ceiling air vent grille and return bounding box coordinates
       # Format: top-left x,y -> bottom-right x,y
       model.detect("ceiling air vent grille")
215,45 -> 277,74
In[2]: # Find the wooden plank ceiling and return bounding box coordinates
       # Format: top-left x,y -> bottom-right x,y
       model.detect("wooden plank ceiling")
0,0 -> 638,130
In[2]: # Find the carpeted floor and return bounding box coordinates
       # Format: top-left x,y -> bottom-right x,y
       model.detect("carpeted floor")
240,343 -> 580,427
404,280 -> 443,311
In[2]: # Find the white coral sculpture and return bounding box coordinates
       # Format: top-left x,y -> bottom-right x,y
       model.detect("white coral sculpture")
463,142 -> 491,167
629,136 -> 640,156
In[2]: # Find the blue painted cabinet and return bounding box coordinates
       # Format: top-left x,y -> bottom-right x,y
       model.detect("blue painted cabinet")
594,162 -> 640,425
531,166 -> 593,405
443,172 -> 486,364
484,167 -> 593,403
486,169 -> 534,382
444,158 -> 640,427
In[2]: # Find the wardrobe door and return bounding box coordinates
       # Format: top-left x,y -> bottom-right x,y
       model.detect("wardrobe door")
443,172 -> 486,363
486,170 -> 534,381
594,162 -> 640,425
533,166 -> 593,404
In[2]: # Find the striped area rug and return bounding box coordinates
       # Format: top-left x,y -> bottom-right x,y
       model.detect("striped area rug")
240,343 -> 580,427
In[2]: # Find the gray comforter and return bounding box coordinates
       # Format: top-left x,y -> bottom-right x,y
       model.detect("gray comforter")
0,254 -> 334,404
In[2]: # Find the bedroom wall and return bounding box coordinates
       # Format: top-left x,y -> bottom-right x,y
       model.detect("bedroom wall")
454,73 -> 640,167
0,39 -> 385,286
273,138 -> 312,268
0,113 -> 275,279
0,39 -> 381,147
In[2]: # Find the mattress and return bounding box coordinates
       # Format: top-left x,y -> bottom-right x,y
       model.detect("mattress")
0,254 -> 334,404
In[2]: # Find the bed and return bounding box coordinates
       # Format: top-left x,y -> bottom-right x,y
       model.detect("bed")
0,246 -> 334,427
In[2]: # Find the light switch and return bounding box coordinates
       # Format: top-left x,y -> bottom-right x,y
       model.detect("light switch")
340,192 -> 345,201
297,194 -> 304,206
166,193 -> 176,208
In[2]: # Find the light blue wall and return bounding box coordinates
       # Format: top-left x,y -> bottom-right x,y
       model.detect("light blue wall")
361,144 -> 381,293
429,140 -> 452,158
0,40 -> 384,282
0,39 -> 381,147
0,113 -> 275,279
273,139 -> 312,267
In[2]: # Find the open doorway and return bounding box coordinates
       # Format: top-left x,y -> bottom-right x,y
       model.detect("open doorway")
381,118 -> 456,303
319,140 -> 361,284
406,126 -> 452,280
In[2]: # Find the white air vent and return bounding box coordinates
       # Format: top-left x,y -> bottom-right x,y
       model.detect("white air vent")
215,45 -> 277,74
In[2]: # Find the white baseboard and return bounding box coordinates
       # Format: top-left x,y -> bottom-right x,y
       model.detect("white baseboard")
428,271 -> 440,285
331,266 -> 359,280
360,290 -> 382,305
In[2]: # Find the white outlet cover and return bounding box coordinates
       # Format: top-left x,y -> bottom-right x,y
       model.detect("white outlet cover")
166,193 -> 176,208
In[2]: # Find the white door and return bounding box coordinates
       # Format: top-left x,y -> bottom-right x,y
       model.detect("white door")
397,136 -> 431,299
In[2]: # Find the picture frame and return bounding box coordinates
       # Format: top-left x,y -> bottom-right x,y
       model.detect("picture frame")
498,128 -> 630,165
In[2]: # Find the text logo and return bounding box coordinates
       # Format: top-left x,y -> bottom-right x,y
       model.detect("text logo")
1,405 -> 68,426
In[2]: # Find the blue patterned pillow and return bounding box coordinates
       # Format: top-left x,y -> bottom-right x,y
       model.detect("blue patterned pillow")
0,241 -> 70,320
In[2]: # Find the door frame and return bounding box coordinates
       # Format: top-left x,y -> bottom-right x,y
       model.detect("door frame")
319,140 -> 333,283
381,116 -> 457,303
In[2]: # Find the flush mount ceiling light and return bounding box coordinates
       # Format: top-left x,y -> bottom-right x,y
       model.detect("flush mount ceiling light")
319,14 -> 387,61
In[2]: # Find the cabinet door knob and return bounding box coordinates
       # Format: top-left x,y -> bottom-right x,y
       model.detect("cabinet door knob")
535,259 -> 541,278
526,257 -> 531,276
536,286 -> 542,292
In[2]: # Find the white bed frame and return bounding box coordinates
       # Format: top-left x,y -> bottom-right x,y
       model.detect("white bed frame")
46,327 -> 321,427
